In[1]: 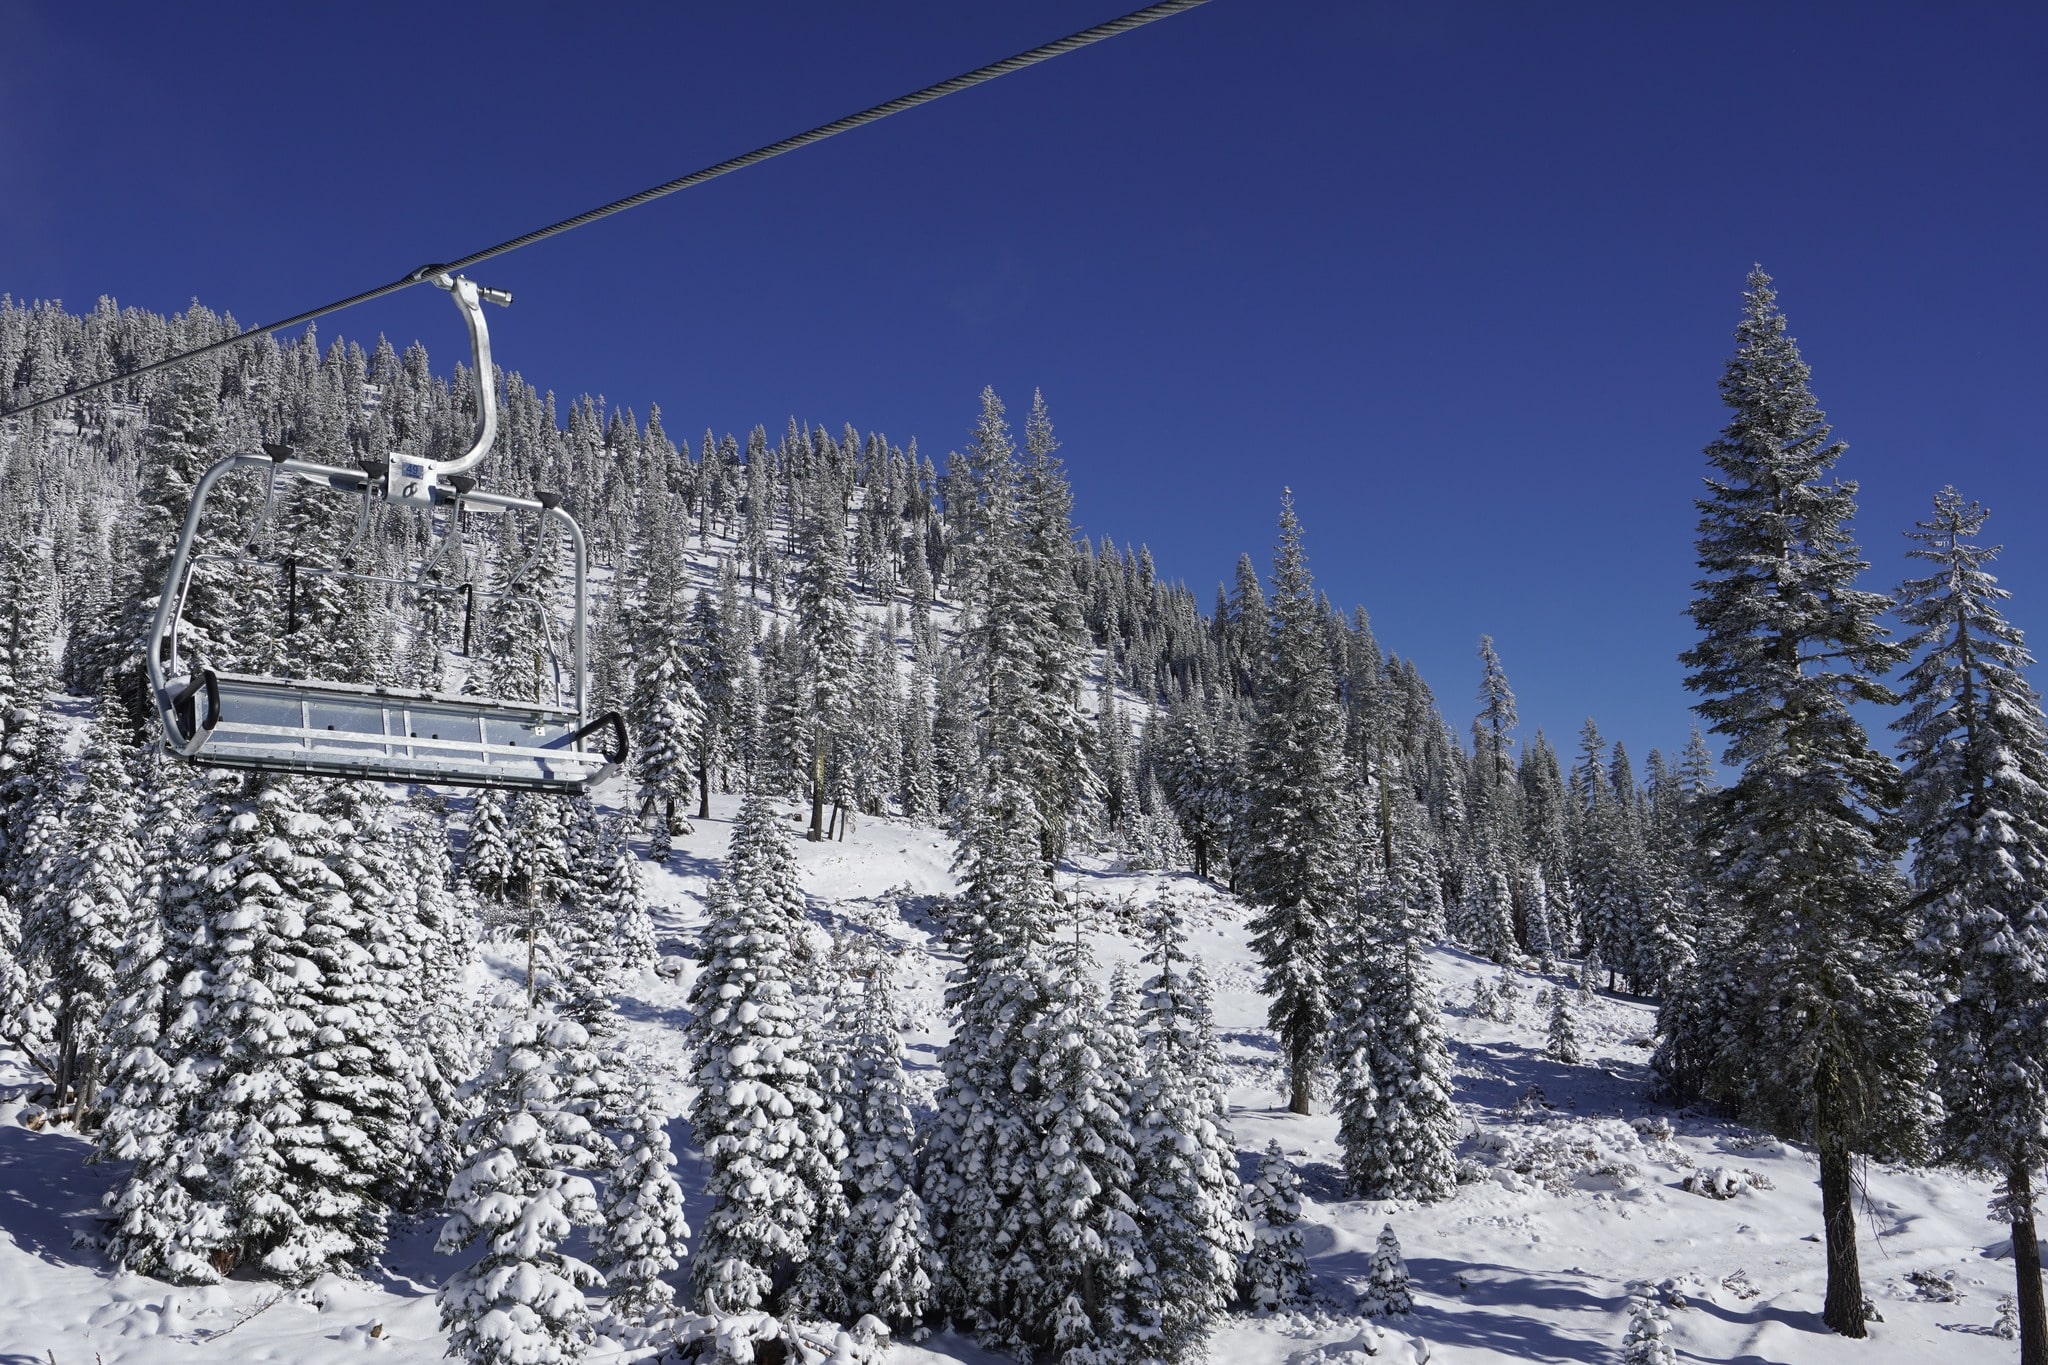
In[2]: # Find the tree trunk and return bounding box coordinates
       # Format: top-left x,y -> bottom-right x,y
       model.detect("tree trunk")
1288,1058 -> 1312,1116
525,881 -> 540,1005
2011,1162 -> 2047,1365
1817,1058 -> 1867,1337
809,737 -> 827,841
697,750 -> 711,821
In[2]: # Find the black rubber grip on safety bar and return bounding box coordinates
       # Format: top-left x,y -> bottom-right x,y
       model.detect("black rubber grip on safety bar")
172,668 -> 222,738
566,711 -> 628,763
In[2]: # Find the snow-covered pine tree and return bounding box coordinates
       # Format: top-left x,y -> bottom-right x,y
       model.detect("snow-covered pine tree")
1016,391 -> 1101,866
1621,1281 -> 1678,1365
270,783 -> 417,1279
633,641 -> 704,860
621,498 -> 706,854
1546,984 -> 1582,1064
592,1082 -> 691,1345
920,771 -> 1057,1347
1096,661 -> 1140,841
826,943 -> 932,1334
1239,1141 -> 1311,1311
1242,491 -> 1356,1113
1022,950 -> 1152,1360
684,582 -> 737,821
596,816 -> 657,971
949,388 -> 1096,866
393,810 -> 481,1204
1332,794 -> 1461,1202
92,758 -> 201,1269
1663,267 -> 1931,1337
509,793 -> 575,1003
49,691 -> 143,1117
467,517 -> 560,706
464,789 -> 518,908
899,652 -> 940,821
555,801 -> 627,1033
1891,488 -> 2048,1363
102,772 -> 398,1282
795,485 -> 858,843
1154,690 -> 1242,882
437,1002 -> 609,1365
1134,901 -> 1250,1362
1358,1223 -> 1412,1317
684,790 -> 846,1313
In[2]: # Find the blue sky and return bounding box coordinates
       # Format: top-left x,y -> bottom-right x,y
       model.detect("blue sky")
4,1 -> 2043,767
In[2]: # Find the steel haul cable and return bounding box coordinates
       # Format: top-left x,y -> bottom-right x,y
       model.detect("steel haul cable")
0,0 -> 1213,421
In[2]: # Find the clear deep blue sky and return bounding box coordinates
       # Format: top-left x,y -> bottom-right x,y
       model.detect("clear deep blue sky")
4,1 -> 2043,766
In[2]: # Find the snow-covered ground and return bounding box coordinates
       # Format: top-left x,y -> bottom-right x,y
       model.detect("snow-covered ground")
0,789 -> 2028,1363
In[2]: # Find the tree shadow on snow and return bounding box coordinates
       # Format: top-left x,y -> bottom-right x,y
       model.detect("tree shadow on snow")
1447,1038 -> 1651,1121
0,1122 -> 116,1272
643,845 -> 723,886
1395,1258 -> 1620,1363
611,993 -> 694,1032
1677,1289 -> 1842,1352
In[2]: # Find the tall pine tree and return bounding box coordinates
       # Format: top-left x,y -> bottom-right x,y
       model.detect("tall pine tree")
1242,492 -> 1355,1113
1663,268 -> 1931,1336
1893,489 -> 2048,1363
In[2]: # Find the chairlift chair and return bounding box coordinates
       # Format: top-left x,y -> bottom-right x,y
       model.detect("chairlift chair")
145,275 -> 627,794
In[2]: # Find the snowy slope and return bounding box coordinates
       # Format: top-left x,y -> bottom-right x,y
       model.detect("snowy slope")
0,787 -> 2027,1363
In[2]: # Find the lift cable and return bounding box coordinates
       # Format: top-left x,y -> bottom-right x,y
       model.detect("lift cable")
0,0 -> 1213,422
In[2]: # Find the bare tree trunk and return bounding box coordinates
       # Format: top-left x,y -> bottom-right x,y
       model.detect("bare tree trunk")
2011,1162 -> 2047,1365
697,750 -> 711,821
1288,1052 -> 1312,1116
809,734 -> 827,841
1818,1057 -> 1867,1337
526,881 -> 540,1006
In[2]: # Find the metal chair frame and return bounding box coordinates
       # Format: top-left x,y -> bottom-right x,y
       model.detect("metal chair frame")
144,276 -> 626,794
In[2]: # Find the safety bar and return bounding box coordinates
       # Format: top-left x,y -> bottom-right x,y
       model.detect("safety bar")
170,668 -> 220,740
148,449 -> 591,756
560,710 -> 629,764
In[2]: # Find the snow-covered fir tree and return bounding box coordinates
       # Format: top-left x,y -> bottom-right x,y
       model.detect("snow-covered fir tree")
1358,1223 -> 1412,1317
684,790 -> 847,1313
464,790 -> 518,907
101,772 -> 404,1283
1239,1141 -> 1311,1311
825,943 -> 932,1335
48,691 -> 142,1116
1133,902 -> 1249,1362
1659,267 -> 1931,1337
920,772 -> 1058,1349
1242,491 -> 1356,1114
437,1002 -> 609,1365
592,1082 -> 691,1345
1546,983 -> 1583,1064
1331,793 -> 1460,1202
1891,487 -> 2048,1363
1023,947 -> 1152,1360
1621,1281 -> 1679,1365
795,479 -> 858,842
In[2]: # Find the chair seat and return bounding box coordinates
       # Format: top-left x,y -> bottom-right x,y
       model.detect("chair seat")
178,672 -> 619,793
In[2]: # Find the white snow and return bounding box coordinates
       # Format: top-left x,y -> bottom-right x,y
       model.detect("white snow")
0,783 -> 2031,1362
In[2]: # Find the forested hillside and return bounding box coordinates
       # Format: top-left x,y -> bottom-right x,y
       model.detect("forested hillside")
0,269 -> 2040,1365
